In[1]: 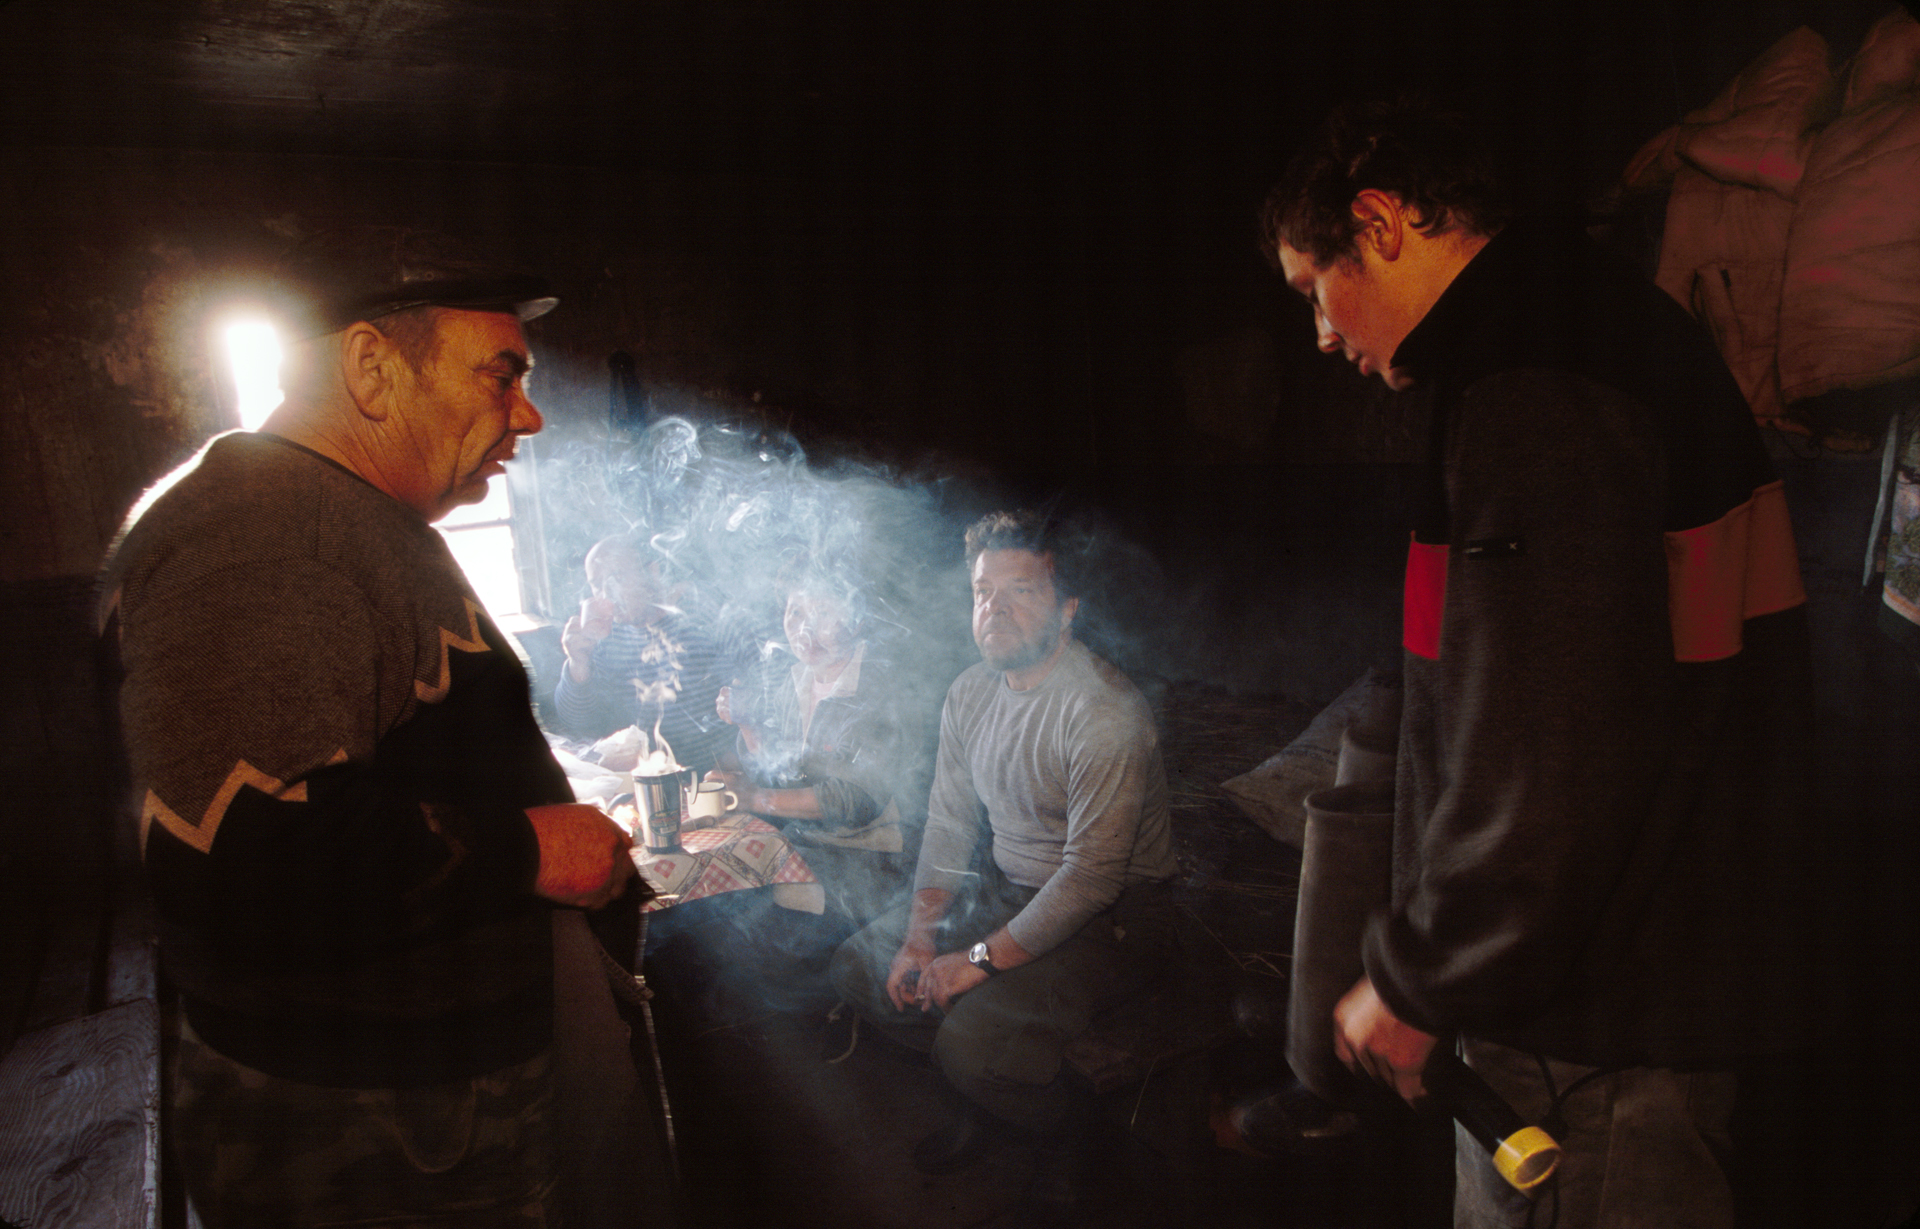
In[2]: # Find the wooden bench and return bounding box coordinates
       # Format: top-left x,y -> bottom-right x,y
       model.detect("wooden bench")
0,866 -> 162,1229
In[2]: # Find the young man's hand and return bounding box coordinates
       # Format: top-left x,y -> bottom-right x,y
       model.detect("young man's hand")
1334,975 -> 1437,1103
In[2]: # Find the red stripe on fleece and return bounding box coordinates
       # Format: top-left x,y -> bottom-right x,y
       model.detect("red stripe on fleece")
1403,537 -> 1448,660
1665,480 -> 1805,662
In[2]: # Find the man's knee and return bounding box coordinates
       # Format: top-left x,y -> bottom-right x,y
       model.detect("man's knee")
932,989 -> 1066,1095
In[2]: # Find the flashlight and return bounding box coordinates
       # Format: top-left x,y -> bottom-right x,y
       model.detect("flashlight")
1423,1050 -> 1563,1194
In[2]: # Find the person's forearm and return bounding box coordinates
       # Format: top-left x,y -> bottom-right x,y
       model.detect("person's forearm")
905,887 -> 954,949
974,926 -> 1035,971
165,778 -> 540,969
1005,852 -> 1129,957
741,783 -> 824,820
554,659 -> 596,708
914,811 -> 983,897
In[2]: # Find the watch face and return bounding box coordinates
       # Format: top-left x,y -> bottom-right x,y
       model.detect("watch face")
969,942 -> 989,965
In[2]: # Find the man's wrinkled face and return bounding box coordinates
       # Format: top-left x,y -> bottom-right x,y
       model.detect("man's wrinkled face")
584,542 -> 658,624
391,308 -> 543,521
1277,242 -> 1415,391
971,548 -> 1077,675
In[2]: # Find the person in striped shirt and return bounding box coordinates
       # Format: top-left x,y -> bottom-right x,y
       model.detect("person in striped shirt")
555,534 -> 728,774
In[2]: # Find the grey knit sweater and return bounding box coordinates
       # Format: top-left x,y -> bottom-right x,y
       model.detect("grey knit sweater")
101,431 -> 566,1088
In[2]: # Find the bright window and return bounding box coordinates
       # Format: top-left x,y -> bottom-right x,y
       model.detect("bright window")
439,478 -> 528,619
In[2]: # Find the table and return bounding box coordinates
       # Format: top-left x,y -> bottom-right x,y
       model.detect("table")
616,809 -> 825,915
555,736 -> 824,915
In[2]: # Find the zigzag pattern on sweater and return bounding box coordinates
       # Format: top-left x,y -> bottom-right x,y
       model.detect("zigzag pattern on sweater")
140,748 -> 347,855
414,597 -> 490,703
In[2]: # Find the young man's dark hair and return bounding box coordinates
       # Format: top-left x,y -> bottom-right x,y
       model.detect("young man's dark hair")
1259,94 -> 1512,270
962,509 -> 1077,599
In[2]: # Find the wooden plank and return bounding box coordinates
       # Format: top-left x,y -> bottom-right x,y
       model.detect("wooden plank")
0,998 -> 158,1229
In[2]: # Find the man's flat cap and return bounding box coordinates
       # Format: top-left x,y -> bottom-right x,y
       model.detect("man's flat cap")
274,225 -> 557,339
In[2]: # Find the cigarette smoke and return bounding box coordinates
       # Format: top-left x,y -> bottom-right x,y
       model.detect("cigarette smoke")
531,406 -> 977,776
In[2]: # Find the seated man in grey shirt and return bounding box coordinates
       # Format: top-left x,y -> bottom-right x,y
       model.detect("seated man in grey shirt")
830,509 -> 1178,1226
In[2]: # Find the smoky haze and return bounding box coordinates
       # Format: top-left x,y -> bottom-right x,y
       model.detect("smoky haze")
531,411 -> 975,759
520,397 -> 1231,739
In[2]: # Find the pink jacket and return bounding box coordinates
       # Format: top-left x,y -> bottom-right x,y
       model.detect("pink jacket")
1624,10 -> 1920,436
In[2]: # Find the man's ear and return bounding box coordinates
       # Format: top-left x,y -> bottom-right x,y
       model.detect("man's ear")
1351,189 -> 1406,262
1059,595 -> 1079,633
339,322 -> 396,422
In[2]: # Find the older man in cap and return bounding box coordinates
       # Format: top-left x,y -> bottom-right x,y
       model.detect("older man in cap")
100,228 -> 638,1227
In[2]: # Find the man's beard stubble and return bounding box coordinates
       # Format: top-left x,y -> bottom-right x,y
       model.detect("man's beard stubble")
978,606 -> 1064,675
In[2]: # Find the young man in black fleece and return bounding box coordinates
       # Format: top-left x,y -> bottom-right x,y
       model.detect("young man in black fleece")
1262,99 -> 1817,1228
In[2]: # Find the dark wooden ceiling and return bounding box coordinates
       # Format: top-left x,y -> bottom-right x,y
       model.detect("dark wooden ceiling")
5,1 -> 1238,169
4,0 -> 1899,186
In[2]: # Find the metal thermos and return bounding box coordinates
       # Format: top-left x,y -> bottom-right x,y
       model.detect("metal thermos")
1287,780 -> 1397,1106
1289,716 -> 1562,1197
632,769 -> 691,852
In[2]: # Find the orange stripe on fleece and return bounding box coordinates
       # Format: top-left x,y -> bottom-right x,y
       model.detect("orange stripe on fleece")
1665,481 -> 1805,662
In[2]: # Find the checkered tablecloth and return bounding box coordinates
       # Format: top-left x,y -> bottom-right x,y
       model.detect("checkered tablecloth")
625,812 -> 824,914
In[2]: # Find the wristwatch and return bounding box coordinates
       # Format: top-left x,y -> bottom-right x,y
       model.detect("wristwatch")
967,941 -> 999,975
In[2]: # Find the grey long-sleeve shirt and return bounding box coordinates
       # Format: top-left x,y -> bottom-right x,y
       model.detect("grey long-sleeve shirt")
914,639 -> 1177,956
